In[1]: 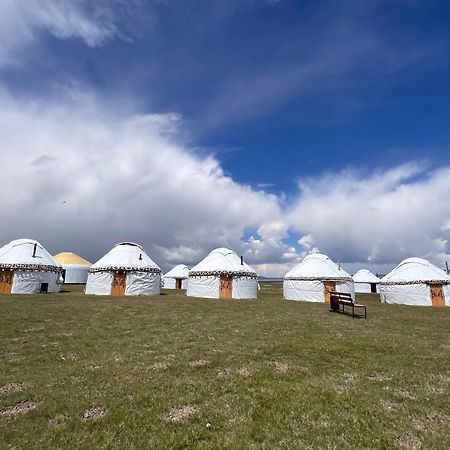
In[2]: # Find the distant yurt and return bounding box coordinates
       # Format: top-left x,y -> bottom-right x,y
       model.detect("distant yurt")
379,257 -> 449,307
353,269 -> 381,293
85,242 -> 161,296
284,252 -> 355,303
54,252 -> 91,284
187,248 -> 258,299
163,264 -> 190,289
0,239 -> 63,294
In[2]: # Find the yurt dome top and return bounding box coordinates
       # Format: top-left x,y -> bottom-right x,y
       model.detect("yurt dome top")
284,252 -> 352,281
189,248 -> 257,278
54,252 -> 91,266
89,242 -> 161,274
164,264 -> 190,279
381,257 -> 450,285
0,239 -> 62,272
353,269 -> 381,283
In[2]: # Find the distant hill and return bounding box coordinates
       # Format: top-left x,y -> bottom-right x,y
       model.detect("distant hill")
258,276 -> 283,282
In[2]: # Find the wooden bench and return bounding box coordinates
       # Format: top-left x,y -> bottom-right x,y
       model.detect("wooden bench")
330,292 -> 367,319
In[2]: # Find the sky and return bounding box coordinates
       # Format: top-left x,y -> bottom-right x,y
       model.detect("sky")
0,0 -> 449,276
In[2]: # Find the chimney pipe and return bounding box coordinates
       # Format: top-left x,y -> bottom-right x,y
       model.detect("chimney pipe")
32,243 -> 37,257
446,262 -> 449,275
240,256 -> 244,266
139,253 -> 143,260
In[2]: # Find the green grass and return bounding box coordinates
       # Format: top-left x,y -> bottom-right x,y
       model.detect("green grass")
0,283 -> 449,449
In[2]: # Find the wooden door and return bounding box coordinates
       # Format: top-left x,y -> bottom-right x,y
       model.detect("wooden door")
220,275 -> 232,299
111,271 -> 126,296
323,281 -> 336,304
430,284 -> 445,307
175,278 -> 182,289
0,270 -> 13,294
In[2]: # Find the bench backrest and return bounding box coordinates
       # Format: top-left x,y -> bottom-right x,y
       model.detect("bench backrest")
330,292 -> 353,303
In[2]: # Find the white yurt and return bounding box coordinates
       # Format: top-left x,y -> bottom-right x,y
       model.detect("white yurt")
353,269 -> 381,293
187,248 -> 258,299
379,257 -> 450,307
284,252 -> 355,303
0,239 -> 63,294
163,264 -> 190,289
85,242 -> 161,296
54,252 -> 91,284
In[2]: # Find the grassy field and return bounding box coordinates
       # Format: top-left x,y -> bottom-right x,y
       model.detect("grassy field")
0,283 -> 449,449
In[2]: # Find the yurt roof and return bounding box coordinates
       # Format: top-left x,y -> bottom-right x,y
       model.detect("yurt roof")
284,252 -> 352,281
164,264 -> 190,279
189,248 -> 257,278
353,269 -> 381,284
89,242 -> 161,273
0,239 -> 62,272
381,257 -> 450,285
54,252 -> 91,266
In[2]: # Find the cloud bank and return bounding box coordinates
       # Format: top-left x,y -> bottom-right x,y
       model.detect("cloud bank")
0,88 -> 296,273
1,86 -> 449,275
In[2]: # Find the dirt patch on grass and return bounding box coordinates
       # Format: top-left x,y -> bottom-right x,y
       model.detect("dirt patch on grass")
333,385 -> 349,395
189,359 -> 209,367
343,373 -> 358,384
81,406 -> 105,420
165,405 -> 197,423
273,362 -> 291,373
151,362 -> 170,370
237,367 -> 251,377
395,433 -> 422,449
0,383 -> 24,396
412,414 -> 448,430
0,400 -> 39,416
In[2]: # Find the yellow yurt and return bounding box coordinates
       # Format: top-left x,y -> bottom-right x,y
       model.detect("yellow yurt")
54,252 -> 91,284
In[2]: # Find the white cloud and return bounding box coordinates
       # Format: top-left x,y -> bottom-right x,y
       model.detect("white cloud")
0,85 -> 449,276
288,164 -> 450,271
0,0 -> 142,65
0,87 -> 291,272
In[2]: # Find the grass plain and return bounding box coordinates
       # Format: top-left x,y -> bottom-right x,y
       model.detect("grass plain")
0,283 -> 449,449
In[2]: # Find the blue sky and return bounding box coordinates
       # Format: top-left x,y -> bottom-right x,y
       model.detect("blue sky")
0,0 -> 449,275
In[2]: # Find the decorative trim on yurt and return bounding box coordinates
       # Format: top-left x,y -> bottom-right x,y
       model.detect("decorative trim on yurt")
0,263 -> 63,273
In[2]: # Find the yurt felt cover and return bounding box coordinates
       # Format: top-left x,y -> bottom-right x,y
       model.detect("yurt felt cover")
353,269 -> 381,293
85,242 -> 161,296
283,253 -> 354,302
0,239 -> 63,294
188,248 -> 257,299
379,257 -> 450,306
163,264 -> 190,289
54,252 -> 91,284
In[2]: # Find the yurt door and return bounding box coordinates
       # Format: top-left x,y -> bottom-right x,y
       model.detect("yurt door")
324,281 -> 336,304
430,284 -> 445,307
112,271 -> 126,296
220,275 -> 232,299
0,270 -> 13,294
176,278 -> 182,289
